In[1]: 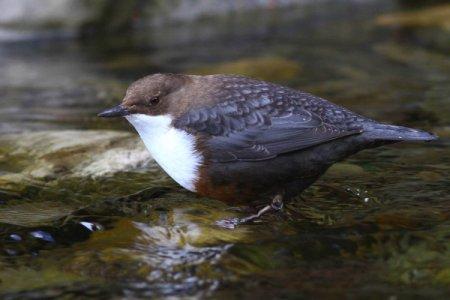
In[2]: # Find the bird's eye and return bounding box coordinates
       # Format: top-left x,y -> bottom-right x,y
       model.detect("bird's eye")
148,96 -> 160,106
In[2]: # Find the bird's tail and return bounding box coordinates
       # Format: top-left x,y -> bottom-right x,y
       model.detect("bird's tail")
363,123 -> 437,142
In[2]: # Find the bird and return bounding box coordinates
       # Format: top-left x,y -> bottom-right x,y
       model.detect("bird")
98,73 -> 437,228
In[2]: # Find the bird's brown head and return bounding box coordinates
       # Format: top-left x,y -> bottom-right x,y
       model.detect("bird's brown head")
98,73 -> 188,118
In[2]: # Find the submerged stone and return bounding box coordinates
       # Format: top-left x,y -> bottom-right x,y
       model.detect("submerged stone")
0,265 -> 84,294
433,126 -> 450,138
324,163 -> 366,179
417,171 -> 443,182
0,201 -> 78,227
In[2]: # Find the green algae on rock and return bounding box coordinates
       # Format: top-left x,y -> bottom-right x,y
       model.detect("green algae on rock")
190,57 -> 302,83
376,4 -> 450,31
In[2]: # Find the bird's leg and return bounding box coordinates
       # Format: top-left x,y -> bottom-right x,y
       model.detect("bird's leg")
216,195 -> 284,229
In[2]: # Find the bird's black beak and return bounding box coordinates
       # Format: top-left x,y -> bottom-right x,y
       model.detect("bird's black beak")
97,104 -> 130,118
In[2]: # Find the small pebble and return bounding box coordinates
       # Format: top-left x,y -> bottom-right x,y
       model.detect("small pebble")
4,248 -> 17,256
80,221 -> 103,231
9,234 -> 22,241
30,230 -> 55,243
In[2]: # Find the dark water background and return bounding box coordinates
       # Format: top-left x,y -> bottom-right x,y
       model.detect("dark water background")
0,1 -> 449,298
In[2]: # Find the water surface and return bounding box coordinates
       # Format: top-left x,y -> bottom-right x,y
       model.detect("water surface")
0,1 -> 449,299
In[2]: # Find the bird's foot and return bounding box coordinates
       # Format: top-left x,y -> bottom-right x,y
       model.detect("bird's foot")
215,195 -> 284,229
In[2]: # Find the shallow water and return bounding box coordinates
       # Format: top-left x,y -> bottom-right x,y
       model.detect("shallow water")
0,1 -> 449,299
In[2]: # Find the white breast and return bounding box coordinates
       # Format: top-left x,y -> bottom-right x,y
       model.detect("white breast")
125,114 -> 203,192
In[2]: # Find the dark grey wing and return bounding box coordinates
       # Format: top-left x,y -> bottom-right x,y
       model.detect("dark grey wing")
174,75 -> 364,162
206,111 -> 361,162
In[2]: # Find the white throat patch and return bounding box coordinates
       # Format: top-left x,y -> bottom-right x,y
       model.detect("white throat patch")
125,114 -> 203,192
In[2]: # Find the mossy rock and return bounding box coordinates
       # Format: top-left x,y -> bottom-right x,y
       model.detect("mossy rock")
0,265 -> 83,294
191,57 -> 302,83
376,4 -> 450,30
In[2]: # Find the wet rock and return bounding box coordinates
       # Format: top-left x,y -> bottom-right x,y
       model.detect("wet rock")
146,0 -> 315,25
60,199 -> 256,289
0,0 -> 95,41
422,94 -> 450,125
80,1 -> 139,37
435,268 -> 450,285
433,126 -> 450,138
8,234 -> 22,241
324,163 -> 366,179
0,265 -> 83,294
0,0 -> 331,41
376,4 -> 450,30
382,225 -> 450,286
376,5 -> 450,54
0,201 -> 78,227
79,221 -> 103,232
30,230 -> 55,243
374,43 -> 450,72
0,130 -> 151,180
190,57 -> 302,83
85,193 -> 254,246
0,0 -> 145,41
373,211 -> 423,230
417,171 -> 443,182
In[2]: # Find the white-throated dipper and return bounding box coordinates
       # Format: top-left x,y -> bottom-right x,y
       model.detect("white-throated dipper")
98,73 -> 437,228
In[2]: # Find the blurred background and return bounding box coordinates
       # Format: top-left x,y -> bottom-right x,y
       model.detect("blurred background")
0,0 -> 449,299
